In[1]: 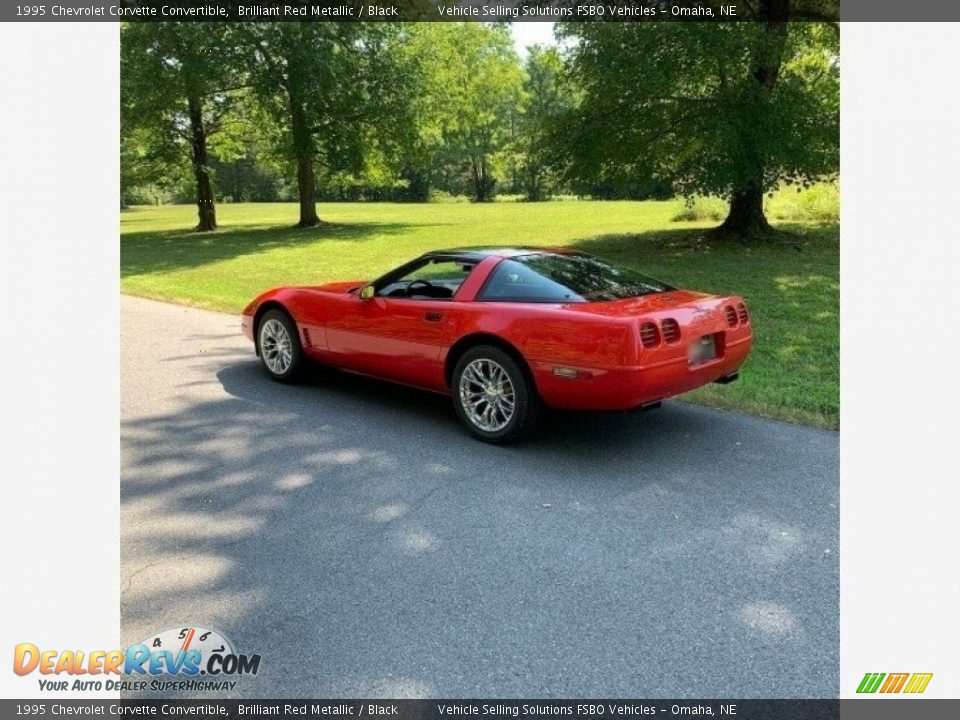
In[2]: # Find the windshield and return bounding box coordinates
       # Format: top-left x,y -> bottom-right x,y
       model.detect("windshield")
480,253 -> 675,303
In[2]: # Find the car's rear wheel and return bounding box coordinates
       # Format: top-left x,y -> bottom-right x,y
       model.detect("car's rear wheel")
257,309 -> 304,383
452,345 -> 541,443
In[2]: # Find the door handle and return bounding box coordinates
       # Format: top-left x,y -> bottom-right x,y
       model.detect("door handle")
424,311 -> 443,322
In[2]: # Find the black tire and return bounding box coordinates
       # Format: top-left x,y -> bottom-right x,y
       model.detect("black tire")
256,309 -> 305,383
452,345 -> 542,443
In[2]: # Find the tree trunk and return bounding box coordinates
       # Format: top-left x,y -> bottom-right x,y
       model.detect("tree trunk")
471,155 -> 494,202
288,90 -> 320,228
470,157 -> 482,202
753,0 -> 790,88
719,183 -> 772,235
719,0 -> 790,237
187,95 -> 216,232
403,168 -> 430,202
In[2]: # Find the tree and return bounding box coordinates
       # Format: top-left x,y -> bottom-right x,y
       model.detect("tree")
120,124 -> 184,207
243,23 -> 402,227
386,25 -> 454,201
559,3 -> 839,238
448,24 -> 525,202
121,23 -> 244,231
518,45 -> 574,201
398,24 -> 524,202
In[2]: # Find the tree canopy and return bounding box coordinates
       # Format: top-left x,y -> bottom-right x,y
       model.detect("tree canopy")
556,20 -> 839,234
121,19 -> 839,238
121,23 -> 246,230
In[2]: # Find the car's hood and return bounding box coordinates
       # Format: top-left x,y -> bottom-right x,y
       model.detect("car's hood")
303,280 -> 367,293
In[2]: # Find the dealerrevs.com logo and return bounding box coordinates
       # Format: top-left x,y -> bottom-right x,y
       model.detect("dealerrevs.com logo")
13,626 -> 261,692
856,672 -> 933,694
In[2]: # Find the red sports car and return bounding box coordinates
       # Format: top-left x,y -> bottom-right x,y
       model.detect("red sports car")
242,248 -> 752,442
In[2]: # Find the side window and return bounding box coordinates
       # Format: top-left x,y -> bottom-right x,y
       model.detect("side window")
479,259 -> 583,302
378,259 -> 475,300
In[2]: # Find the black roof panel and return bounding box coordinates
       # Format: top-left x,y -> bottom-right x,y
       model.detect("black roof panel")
421,246 -> 586,261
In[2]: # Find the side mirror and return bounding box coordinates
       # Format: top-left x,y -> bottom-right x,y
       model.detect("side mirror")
359,285 -> 375,301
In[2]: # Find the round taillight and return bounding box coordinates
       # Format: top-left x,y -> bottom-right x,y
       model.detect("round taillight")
661,318 -> 681,344
639,322 -> 661,348
737,303 -> 750,325
724,305 -> 738,328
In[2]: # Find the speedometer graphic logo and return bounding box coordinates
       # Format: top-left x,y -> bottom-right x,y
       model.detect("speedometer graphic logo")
139,626 -> 235,671
133,625 -> 260,677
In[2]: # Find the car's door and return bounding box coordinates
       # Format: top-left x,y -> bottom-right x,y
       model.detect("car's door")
324,258 -> 474,390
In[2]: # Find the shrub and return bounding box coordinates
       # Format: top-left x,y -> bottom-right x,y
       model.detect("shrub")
672,196 -> 728,222
671,184 -> 840,224
766,182 -> 840,222
428,190 -> 470,204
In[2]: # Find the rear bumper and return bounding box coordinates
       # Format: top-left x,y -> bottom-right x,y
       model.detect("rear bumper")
532,336 -> 752,411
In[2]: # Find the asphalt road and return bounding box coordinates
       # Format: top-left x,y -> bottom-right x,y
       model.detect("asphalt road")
121,295 -> 838,698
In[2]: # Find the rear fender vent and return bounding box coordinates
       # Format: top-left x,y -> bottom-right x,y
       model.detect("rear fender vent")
724,305 -> 738,328
639,322 -> 661,349
736,303 -> 750,324
661,318 -> 681,344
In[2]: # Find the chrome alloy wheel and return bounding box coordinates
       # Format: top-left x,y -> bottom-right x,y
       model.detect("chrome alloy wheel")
458,358 -> 516,432
260,318 -> 293,375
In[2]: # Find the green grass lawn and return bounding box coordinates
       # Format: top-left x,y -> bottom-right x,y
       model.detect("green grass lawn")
121,201 -> 838,429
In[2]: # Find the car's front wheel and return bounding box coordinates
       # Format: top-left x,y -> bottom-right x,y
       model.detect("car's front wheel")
452,346 -> 541,443
257,309 -> 304,383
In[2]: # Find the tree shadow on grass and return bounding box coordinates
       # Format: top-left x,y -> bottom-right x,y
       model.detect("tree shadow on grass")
567,225 -> 839,290
569,224 -> 837,259
575,227 -> 710,253
121,221 -> 414,277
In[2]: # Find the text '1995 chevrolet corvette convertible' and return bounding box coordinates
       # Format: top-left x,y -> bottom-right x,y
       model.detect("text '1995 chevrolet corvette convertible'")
242,248 -> 752,442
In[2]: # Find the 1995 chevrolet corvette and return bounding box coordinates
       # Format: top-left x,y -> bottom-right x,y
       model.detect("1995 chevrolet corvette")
242,248 -> 752,442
